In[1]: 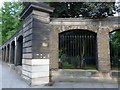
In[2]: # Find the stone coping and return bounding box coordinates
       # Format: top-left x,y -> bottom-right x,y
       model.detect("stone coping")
20,2 -> 54,20
51,16 -> 120,22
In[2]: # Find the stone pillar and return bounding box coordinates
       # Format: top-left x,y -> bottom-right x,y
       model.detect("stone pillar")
6,45 -> 10,63
97,26 -> 111,71
2,48 -> 4,61
5,46 -> 8,62
14,38 -> 18,66
1,48 -> 3,61
50,27 -> 59,69
9,44 -> 12,63
20,2 -> 53,86
3,48 -> 6,61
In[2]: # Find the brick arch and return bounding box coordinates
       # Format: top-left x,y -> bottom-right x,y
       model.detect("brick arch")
59,26 -> 98,33
109,29 -> 120,70
6,43 -> 10,46
4,46 -> 6,50
16,35 -> 23,66
110,28 -> 120,33
59,29 -> 97,34
109,26 -> 120,32
10,41 -> 15,64
17,35 -> 23,43
10,40 -> 15,45
50,27 -> 98,69
17,35 -> 23,41
59,29 -> 97,69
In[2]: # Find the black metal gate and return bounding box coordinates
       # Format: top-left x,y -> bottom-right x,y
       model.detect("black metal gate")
109,30 -> 120,70
59,30 -> 97,69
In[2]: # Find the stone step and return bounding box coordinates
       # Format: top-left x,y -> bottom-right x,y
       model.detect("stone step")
8,64 -> 15,70
8,64 -> 22,76
52,76 -> 118,83
52,69 -> 109,77
51,69 -> 119,83
15,66 -> 22,76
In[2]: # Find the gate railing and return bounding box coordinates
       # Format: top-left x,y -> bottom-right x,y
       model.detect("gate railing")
59,30 -> 97,69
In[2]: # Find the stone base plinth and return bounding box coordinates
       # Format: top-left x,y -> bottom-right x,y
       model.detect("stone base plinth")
22,59 -> 50,86
51,69 -> 118,83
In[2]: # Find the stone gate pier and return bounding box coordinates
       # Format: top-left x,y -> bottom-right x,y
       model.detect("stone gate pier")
1,2 -> 120,86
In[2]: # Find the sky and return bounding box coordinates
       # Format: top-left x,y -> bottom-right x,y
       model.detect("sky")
0,0 -> 18,8
0,0 -> 3,8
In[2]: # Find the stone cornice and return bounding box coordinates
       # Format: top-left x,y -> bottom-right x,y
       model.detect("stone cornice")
20,2 -> 54,20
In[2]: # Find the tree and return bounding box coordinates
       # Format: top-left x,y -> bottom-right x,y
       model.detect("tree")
110,31 -> 120,69
1,2 -> 22,44
0,10 -> 2,45
49,2 -> 116,18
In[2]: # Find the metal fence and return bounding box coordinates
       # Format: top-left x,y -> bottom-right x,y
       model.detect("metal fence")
109,30 -> 120,70
59,30 -> 97,69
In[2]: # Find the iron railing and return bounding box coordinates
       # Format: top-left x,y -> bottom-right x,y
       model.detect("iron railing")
59,30 -> 97,69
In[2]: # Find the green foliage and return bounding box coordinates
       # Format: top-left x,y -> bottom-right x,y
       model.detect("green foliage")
1,2 -> 22,44
111,31 -> 120,46
59,48 -> 96,69
0,8 -> 2,45
59,49 -> 69,69
49,2 -> 116,18
110,31 -> 120,69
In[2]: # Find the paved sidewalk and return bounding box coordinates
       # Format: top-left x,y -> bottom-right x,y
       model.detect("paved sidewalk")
0,61 -> 2,89
0,60 -> 119,89
1,61 -> 29,89
33,82 -> 119,89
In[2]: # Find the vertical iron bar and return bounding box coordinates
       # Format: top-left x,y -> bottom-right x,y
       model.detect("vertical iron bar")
75,35 -> 77,56
77,35 -> 79,56
66,35 -> 68,56
89,35 -> 91,57
73,35 -> 74,57
92,35 -> 96,58
70,35 -> 71,56
63,35 -> 65,53
86,34 -> 88,57
64,35 -> 66,55
59,34 -> 61,51
68,35 -> 69,56
88,35 -> 90,56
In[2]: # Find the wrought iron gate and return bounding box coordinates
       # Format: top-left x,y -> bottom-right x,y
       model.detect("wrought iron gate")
109,30 -> 120,70
59,30 -> 97,69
